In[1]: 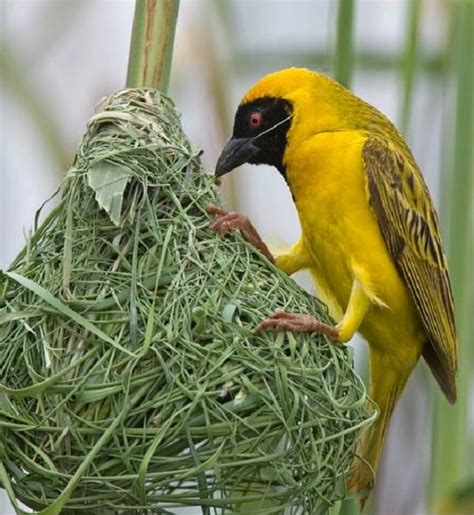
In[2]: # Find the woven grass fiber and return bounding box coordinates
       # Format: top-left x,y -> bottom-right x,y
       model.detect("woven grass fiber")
0,89 -> 374,514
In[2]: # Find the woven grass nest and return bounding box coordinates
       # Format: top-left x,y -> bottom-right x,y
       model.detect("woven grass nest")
0,89 -> 373,514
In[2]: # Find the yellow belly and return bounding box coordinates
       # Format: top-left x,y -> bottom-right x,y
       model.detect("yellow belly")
285,130 -> 424,363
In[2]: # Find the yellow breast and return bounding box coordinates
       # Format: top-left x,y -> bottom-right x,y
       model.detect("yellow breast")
284,130 -> 424,353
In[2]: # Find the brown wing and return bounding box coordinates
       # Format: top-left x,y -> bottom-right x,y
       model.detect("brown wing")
363,136 -> 457,403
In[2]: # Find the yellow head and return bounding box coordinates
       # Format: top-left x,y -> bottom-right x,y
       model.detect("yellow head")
215,67 -> 382,181
242,67 -> 350,129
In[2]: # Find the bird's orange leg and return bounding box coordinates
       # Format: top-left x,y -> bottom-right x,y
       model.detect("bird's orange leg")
256,310 -> 339,340
206,205 -> 274,263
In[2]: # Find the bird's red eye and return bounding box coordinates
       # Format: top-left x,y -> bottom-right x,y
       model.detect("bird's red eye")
249,111 -> 263,128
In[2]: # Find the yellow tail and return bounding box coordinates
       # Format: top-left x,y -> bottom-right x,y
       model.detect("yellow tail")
348,350 -> 413,509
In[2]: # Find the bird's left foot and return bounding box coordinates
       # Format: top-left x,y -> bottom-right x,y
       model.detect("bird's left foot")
256,310 -> 339,340
206,205 -> 274,263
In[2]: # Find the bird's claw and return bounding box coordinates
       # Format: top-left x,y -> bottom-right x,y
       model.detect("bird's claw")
256,310 -> 339,340
207,207 -> 248,237
206,205 -> 274,263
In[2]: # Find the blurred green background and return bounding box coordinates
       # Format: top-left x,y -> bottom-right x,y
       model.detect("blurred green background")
0,1 -> 472,514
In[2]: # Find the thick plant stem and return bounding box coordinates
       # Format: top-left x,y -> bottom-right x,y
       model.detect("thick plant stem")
126,0 -> 179,92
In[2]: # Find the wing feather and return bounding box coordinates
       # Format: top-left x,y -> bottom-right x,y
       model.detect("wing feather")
363,136 -> 457,402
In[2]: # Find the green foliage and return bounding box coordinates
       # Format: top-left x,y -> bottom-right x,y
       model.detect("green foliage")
399,0 -> 421,133
431,0 -> 474,506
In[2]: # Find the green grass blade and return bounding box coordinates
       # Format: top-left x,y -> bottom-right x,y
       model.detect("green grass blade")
3,272 -> 135,357
37,402 -> 128,515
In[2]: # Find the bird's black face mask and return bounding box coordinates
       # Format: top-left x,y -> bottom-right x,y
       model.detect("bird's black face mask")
215,97 -> 293,180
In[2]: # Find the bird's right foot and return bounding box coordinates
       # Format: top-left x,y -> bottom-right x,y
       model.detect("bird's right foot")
256,310 -> 339,340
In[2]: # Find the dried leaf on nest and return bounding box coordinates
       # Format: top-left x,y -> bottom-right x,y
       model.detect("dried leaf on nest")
0,88 -> 375,514
87,162 -> 132,227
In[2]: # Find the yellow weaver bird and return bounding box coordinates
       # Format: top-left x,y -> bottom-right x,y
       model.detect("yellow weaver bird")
209,68 -> 457,504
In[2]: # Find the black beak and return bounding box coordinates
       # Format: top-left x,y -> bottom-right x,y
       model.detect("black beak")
215,137 -> 259,177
